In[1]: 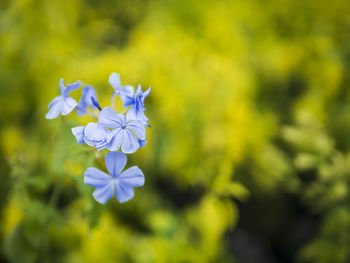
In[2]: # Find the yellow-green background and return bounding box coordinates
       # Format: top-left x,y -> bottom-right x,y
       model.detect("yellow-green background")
1,0 -> 350,262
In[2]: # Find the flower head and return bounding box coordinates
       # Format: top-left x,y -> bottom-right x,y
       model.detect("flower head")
47,73 -> 150,205
84,152 -> 145,204
46,79 -> 81,119
98,107 -> 146,154
77,86 -> 98,115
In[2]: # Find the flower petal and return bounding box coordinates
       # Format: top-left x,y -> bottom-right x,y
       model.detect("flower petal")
141,87 -> 151,103
119,94 -> 134,108
84,123 -> 107,143
62,96 -> 77,115
109,72 -> 135,97
105,152 -> 127,177
126,106 -> 148,122
71,126 -> 85,144
135,84 -> 142,96
98,107 -> 124,128
59,78 -> 66,94
127,121 -> 146,139
137,111 -> 149,122
125,105 -> 137,120
107,128 -> 123,151
121,129 -> 139,154
119,166 -> 145,187
78,86 -> 97,115
77,105 -> 87,116
84,167 -> 111,188
64,80 -> 81,97
84,123 -> 106,141
108,72 -> 121,89
115,181 -> 134,203
120,85 -> 135,97
92,182 -> 115,204
48,95 -> 63,108
45,100 -> 63,119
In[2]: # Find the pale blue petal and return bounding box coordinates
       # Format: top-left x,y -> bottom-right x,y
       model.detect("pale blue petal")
108,72 -> 121,89
115,85 -> 134,99
84,123 -> 109,150
92,182 -> 115,204
119,166 -> 145,187
84,123 -> 107,142
62,96 -> 78,115
107,128 -> 123,151
135,84 -> 142,96
141,87 -> 151,103
119,94 -> 134,108
84,167 -> 111,188
94,141 -> 110,151
71,126 -> 85,144
64,80 -> 81,97
105,152 -> 127,176
45,100 -> 63,119
127,121 -> 146,140
126,105 -> 137,120
126,107 -> 148,122
109,72 -> 135,97
121,129 -> 139,154
80,86 -> 97,107
115,181 -> 134,203
120,85 -> 135,97
59,78 -> 65,94
94,143 -> 109,151
48,95 -> 63,108
136,110 -> 149,122
98,107 -> 124,128
83,123 -> 111,150
77,105 -> 87,116
78,86 -> 97,115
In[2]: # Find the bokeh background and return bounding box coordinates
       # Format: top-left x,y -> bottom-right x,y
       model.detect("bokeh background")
1,0 -> 350,262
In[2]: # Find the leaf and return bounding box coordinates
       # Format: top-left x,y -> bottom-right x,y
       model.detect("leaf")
4,224 -> 38,263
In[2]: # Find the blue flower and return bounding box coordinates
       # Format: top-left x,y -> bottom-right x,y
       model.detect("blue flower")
109,72 -> 134,97
98,107 -> 146,154
77,86 -> 98,116
46,79 -> 81,119
120,84 -> 151,122
109,73 -> 151,122
71,123 -> 113,151
84,151 -> 145,204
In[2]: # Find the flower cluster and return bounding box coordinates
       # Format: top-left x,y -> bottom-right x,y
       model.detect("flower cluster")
46,73 -> 150,204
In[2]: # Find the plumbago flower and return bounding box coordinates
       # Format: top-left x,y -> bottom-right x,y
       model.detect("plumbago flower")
46,74 -> 150,204
99,107 -> 145,154
84,151 -> 145,204
109,72 -> 151,124
46,79 -> 81,119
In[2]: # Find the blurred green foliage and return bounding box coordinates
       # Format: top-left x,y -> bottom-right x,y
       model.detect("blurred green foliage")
1,0 -> 350,262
